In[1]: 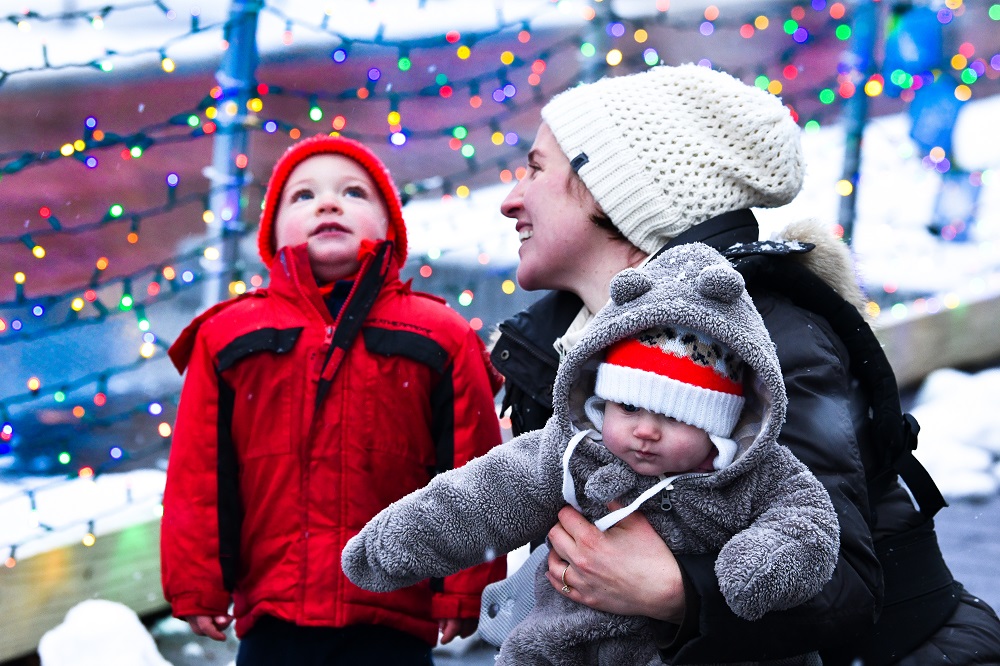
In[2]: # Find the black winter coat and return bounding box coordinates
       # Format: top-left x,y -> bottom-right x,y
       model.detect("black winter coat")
491,212 -> 999,665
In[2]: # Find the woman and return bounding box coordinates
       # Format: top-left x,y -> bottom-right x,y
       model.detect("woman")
487,63 -> 1000,665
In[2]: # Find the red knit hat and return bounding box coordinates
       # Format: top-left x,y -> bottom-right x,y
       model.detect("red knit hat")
257,134 -> 408,267
595,326 -> 745,438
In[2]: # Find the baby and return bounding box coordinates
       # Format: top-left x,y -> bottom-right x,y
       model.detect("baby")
342,242 -> 839,665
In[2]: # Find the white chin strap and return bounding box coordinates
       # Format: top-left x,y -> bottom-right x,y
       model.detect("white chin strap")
593,475 -> 678,532
561,428 -> 679,533
561,430 -> 591,514
710,435 -> 738,470
563,428 -> 737,532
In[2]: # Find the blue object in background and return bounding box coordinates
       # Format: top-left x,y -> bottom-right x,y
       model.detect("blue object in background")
909,74 -> 963,156
884,5 -> 943,97
930,170 -> 981,242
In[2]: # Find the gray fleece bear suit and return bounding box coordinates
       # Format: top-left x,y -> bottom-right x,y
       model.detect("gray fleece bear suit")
342,243 -> 840,665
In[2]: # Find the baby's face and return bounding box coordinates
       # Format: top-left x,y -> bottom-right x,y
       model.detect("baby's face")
601,402 -> 715,476
274,154 -> 389,283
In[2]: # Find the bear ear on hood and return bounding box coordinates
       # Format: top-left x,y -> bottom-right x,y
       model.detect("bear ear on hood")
696,263 -> 745,304
609,268 -> 653,305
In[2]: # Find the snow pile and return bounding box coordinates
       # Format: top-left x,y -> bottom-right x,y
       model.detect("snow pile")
911,367 -> 1000,500
38,599 -> 172,666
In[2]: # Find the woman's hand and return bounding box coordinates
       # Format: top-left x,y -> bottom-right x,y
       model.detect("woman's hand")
546,504 -> 686,623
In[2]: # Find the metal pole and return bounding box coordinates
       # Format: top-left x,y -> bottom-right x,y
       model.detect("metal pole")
582,0 -> 612,83
202,0 -> 261,309
837,0 -> 880,245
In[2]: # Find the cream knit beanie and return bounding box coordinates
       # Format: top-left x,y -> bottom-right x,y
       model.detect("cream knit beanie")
540,64 -> 804,254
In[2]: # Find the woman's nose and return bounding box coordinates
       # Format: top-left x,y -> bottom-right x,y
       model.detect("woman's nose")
500,178 -> 524,218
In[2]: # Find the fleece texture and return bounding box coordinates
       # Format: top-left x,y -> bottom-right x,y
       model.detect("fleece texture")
342,243 -> 840,665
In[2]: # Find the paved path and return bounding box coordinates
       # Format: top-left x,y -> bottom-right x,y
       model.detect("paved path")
934,493 -> 1000,612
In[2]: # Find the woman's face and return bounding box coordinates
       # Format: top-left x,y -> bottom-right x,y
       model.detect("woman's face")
500,123 -> 610,292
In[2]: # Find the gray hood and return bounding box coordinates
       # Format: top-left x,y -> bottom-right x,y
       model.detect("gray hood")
553,242 -> 787,481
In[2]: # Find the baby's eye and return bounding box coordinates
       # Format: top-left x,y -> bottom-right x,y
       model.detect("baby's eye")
344,185 -> 368,199
289,188 -> 314,203
621,403 -> 639,413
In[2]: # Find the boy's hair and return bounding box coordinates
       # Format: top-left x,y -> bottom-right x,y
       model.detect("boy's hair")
591,325 -> 745,438
257,134 -> 408,267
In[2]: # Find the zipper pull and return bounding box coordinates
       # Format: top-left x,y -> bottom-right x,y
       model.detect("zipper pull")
324,325 -> 333,344
660,484 -> 674,512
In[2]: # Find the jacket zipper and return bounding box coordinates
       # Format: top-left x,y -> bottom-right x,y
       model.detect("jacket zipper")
660,472 -> 710,512
498,322 -> 560,370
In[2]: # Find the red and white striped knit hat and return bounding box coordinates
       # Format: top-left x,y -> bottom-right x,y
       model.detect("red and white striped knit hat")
594,326 -> 745,438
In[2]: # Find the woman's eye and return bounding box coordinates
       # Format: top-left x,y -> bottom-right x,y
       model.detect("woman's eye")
526,162 -> 540,174
621,404 -> 639,413
289,188 -> 313,202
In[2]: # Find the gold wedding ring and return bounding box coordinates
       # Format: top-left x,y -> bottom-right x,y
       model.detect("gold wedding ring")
560,564 -> 572,594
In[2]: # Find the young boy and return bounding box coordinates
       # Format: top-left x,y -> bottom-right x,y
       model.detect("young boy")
161,134 -> 506,665
342,242 -> 840,665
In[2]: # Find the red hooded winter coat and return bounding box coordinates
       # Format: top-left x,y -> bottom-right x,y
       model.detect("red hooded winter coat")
161,241 -> 505,643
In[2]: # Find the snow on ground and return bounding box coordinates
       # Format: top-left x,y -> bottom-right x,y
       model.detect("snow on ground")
38,599 -> 172,666
909,367 -> 1000,499
0,468 -> 164,562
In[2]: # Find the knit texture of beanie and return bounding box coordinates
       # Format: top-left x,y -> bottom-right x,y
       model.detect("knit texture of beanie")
540,64 -> 804,254
257,134 -> 408,267
594,325 -> 745,438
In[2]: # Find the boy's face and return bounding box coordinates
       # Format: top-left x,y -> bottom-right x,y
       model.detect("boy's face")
601,401 -> 716,476
274,154 -> 390,283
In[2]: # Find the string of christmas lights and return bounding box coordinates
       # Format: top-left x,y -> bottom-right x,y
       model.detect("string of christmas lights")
2,3 -> 994,327
0,103 -> 217,177
262,1 -> 549,50
2,0 -> 998,563
0,243 -> 222,344
2,0 -> 168,24
0,394 -> 177,494
1,354 -> 169,415
2,2 -> 995,352
0,1 -> 223,88
4,2 -> 994,201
